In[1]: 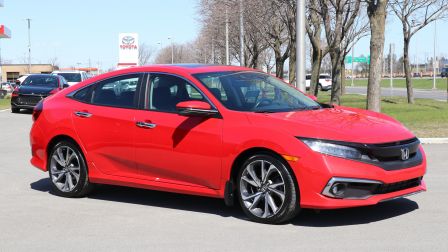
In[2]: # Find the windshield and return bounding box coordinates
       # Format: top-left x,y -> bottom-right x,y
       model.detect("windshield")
194,71 -> 320,112
56,73 -> 81,82
21,76 -> 58,87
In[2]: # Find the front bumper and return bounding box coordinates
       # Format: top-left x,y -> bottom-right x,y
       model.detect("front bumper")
11,95 -> 45,109
291,146 -> 427,209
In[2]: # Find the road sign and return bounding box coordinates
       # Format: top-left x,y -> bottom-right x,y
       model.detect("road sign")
345,55 -> 370,64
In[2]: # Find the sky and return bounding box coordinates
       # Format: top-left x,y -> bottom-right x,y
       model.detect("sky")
0,0 -> 447,70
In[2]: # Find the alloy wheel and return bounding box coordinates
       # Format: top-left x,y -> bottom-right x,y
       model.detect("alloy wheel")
50,146 -> 81,192
239,159 -> 286,218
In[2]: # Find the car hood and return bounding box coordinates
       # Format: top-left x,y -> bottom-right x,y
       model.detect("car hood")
19,85 -> 55,95
246,106 -> 415,144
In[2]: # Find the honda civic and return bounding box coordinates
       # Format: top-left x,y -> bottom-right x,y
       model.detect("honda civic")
29,65 -> 426,224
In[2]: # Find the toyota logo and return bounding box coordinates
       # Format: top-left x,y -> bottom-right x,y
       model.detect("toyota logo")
400,148 -> 410,161
122,36 -> 135,45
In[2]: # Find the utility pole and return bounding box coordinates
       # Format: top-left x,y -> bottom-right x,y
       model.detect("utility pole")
390,43 -> 394,92
225,8 -> 230,65
26,18 -> 31,73
239,0 -> 244,66
351,44 -> 354,87
296,0 -> 306,91
168,37 -> 174,64
433,20 -> 437,90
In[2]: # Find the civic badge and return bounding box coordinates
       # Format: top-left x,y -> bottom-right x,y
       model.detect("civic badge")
400,148 -> 410,161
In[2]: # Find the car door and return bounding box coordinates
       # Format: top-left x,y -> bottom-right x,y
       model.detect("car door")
134,73 -> 223,189
71,73 -> 143,178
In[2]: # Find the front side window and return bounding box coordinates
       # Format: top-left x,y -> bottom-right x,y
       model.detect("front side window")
90,74 -> 140,108
194,71 -> 320,113
148,74 -> 204,112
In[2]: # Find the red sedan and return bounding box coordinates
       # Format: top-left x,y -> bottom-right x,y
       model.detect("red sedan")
30,65 -> 426,224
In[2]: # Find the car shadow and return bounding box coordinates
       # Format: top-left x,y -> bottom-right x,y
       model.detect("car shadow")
30,178 -> 419,226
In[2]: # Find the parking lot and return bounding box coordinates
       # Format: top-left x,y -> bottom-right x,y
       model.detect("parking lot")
0,109 -> 447,251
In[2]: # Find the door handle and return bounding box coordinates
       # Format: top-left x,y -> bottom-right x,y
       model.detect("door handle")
136,121 -> 157,129
74,111 -> 92,118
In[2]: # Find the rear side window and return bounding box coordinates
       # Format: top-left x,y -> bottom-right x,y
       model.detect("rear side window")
73,86 -> 91,102
91,74 -> 140,109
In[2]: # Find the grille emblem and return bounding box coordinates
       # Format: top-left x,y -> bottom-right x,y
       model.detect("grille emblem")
401,148 -> 410,161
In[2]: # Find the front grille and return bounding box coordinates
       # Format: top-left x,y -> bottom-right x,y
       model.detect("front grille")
18,95 -> 45,105
374,177 -> 422,194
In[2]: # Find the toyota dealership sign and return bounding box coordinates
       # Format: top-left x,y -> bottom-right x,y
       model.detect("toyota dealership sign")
118,33 -> 139,69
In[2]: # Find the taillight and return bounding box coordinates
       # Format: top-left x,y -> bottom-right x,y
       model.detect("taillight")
12,87 -> 19,97
33,101 -> 43,121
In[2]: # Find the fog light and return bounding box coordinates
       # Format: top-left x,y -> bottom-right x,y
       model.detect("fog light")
322,177 -> 382,199
331,183 -> 347,197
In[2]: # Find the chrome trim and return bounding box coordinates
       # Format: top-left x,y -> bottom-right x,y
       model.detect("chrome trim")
322,177 -> 382,199
136,121 -> 157,129
379,190 -> 425,203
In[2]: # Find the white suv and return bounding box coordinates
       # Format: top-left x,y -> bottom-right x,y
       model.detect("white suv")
52,70 -> 89,86
305,74 -> 332,91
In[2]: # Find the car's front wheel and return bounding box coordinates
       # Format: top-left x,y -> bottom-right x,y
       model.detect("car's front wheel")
237,154 -> 300,224
11,107 -> 19,113
48,141 -> 93,197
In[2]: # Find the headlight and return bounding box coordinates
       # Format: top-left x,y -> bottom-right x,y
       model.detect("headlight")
301,139 -> 364,160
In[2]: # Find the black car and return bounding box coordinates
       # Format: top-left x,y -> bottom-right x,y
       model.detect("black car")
441,68 -> 448,78
11,74 -> 69,113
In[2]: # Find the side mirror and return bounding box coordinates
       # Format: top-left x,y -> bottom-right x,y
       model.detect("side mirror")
63,84 -> 70,88
307,94 -> 318,101
176,101 -> 219,117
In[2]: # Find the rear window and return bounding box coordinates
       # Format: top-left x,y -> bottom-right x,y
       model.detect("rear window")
21,76 -> 58,87
56,73 -> 81,82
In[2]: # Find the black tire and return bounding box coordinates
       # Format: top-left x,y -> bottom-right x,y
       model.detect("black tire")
47,141 -> 93,197
237,154 -> 300,224
11,107 -> 19,113
318,83 -> 324,91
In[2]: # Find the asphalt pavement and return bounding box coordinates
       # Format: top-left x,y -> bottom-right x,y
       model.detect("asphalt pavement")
1,109 -> 447,251
346,86 -> 447,101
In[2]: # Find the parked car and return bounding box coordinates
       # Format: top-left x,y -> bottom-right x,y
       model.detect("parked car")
11,74 -> 69,113
441,68 -> 448,78
1,82 -> 15,93
15,74 -> 30,85
52,70 -> 89,86
30,65 -> 426,224
305,74 -> 332,91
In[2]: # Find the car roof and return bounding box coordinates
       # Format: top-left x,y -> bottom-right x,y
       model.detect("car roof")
109,64 -> 260,76
26,74 -> 59,78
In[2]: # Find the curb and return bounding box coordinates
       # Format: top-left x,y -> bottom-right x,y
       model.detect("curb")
419,138 -> 448,144
0,109 -> 10,113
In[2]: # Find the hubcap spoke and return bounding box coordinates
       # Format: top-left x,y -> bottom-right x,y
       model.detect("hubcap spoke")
249,193 -> 263,210
52,154 -> 65,167
242,191 -> 263,201
241,176 -> 259,188
266,193 -> 278,213
268,187 -> 285,201
247,164 -> 261,187
268,182 -> 284,189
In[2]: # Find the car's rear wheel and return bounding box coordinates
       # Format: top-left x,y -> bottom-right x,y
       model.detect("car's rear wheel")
48,141 -> 93,197
237,154 -> 300,224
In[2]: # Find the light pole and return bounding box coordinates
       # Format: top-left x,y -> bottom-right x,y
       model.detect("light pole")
433,20 -> 437,90
239,0 -> 244,66
225,8 -> 229,65
25,18 -> 31,73
168,37 -> 174,64
296,0 -> 306,91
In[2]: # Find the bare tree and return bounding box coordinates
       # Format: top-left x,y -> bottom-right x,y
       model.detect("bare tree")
390,0 -> 448,104
306,0 -> 328,95
138,43 -> 154,66
366,0 -> 388,112
319,0 -> 361,105
48,57 -> 59,71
